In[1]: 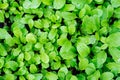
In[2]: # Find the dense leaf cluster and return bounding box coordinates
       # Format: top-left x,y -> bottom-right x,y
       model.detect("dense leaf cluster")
0,0 -> 120,80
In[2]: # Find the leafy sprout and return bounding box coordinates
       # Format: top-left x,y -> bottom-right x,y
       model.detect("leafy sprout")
0,0 -> 120,79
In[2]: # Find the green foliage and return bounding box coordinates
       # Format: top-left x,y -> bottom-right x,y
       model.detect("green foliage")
62,12 -> 77,20
0,43 -> 7,56
111,0 -> 120,8
92,51 -> 107,68
26,33 -> 36,43
0,10 -> 4,22
23,0 -> 41,9
53,0 -> 66,9
46,72 -> 58,80
77,42 -> 90,58
5,61 -> 18,71
106,32 -> 120,47
81,15 -> 100,34
0,0 -> 120,79
60,40 -> 77,59
100,72 -> 114,80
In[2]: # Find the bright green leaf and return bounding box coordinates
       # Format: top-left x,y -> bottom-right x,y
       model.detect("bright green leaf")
0,10 -> 4,22
5,61 -> 18,71
100,72 -> 114,80
111,0 -> 120,8
62,12 -> 77,20
77,42 -> 90,58
109,47 -> 120,63
0,43 -> 7,56
26,33 -> 36,43
30,64 -> 38,73
53,0 -> 66,9
106,32 -> 120,47
40,52 -> 49,63
46,72 -> 58,80
60,40 -> 77,59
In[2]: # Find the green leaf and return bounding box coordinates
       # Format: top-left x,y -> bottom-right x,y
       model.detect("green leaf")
87,70 -> 100,80
106,62 -> 120,73
53,0 -> 66,9
0,3 -> 9,9
65,59 -> 77,67
70,75 -> 78,80
42,19 -> 51,29
22,43 -> 32,52
62,12 -> 77,20
39,32 -> 48,44
5,61 -> 18,71
79,8 -> 86,18
13,26 -> 22,38
111,0 -> 120,8
34,19 -> 43,28
106,32 -> 120,47
23,0 -> 41,9
0,43 -> 7,56
26,33 -> 36,43
77,42 -> 90,58
109,47 -> 120,63
0,28 -> 9,39
34,73 -> 43,80
79,57 -> 89,70
33,54 -> 41,65
113,20 -> 120,28
77,74 -> 86,80
68,25 -> 76,35
5,74 -> 15,80
5,36 -> 15,46
41,63 -> 49,68
51,61 -> 61,70
23,0 -> 31,9
24,52 -> 31,61
19,76 -> 26,80
116,77 -> 120,80
0,57 -> 4,69
60,40 -> 77,59
15,66 -> 27,75
31,0 -> 41,9
81,15 -> 100,34
34,42 -> 43,50
94,0 -> 104,4
91,8 -> 103,17
28,19 -> 34,29
114,7 -> 120,18
30,64 -> 38,73
107,5 -> 114,19
58,71 -> 65,80
62,4 -> 75,11
59,66 -> 68,75
57,33 -> 67,46
48,29 -> 57,40
46,72 -> 58,80
60,26 -> 68,33
93,51 -> 107,68
71,0 -> 86,9
42,0 -> 52,5
17,53 -> 24,62
45,42 -> 54,52
12,47 -> 21,57
85,63 -> 96,75
100,72 -> 114,80
40,52 -> 49,63
26,74 -> 35,80
0,10 -> 4,22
